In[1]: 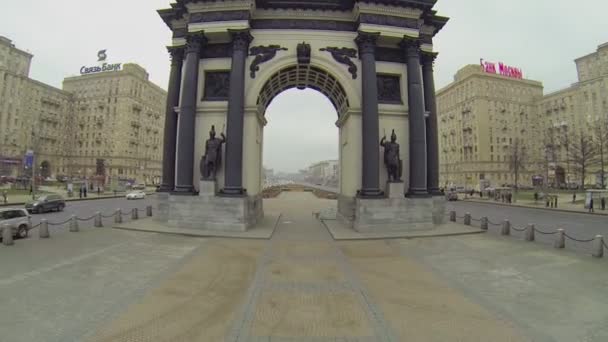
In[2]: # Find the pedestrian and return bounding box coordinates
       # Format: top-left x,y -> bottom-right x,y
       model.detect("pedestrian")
79,187 -> 83,199
534,192 -> 539,202
97,187 -> 101,196
546,198 -> 550,208
2,190 -> 7,204
573,193 -> 576,203
83,186 -> 88,198
602,197 -> 606,211
589,198 -> 594,213
554,196 -> 558,208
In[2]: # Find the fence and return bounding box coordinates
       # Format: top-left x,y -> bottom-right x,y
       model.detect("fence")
1,205 -> 153,246
448,210 -> 606,258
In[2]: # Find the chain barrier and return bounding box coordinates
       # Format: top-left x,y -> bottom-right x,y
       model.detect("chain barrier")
76,215 -> 97,222
603,239 -> 608,250
471,218 -> 481,222
511,226 -> 526,232
456,215 -> 465,219
48,218 -> 73,226
101,213 -> 116,219
30,223 -> 41,230
488,220 -> 502,226
563,233 -> 596,243
534,228 -> 558,235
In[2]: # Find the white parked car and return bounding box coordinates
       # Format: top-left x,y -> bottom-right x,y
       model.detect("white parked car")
126,190 -> 146,200
0,208 -> 31,240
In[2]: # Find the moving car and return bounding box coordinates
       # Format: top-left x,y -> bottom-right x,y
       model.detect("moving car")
0,208 -> 31,240
446,191 -> 459,201
126,190 -> 146,200
25,194 -> 66,214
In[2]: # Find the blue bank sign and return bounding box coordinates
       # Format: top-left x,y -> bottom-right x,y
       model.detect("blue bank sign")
80,50 -> 122,75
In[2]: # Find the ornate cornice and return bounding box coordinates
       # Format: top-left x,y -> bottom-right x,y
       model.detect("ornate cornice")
252,8 -> 356,21
359,13 -> 420,30
186,0 -> 253,13
189,10 -> 251,24
355,2 -> 423,19
251,19 -> 357,31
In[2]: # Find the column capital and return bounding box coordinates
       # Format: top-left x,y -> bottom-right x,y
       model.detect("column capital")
185,31 -> 207,54
421,51 -> 438,68
167,46 -> 185,66
355,31 -> 380,55
399,37 -> 421,58
229,29 -> 254,52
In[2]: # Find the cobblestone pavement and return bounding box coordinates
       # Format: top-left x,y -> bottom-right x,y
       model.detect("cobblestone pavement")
89,193 -> 526,341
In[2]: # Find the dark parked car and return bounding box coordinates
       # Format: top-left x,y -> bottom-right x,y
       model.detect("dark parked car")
25,194 -> 66,214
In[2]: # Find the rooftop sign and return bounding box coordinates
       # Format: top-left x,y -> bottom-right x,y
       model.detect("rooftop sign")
80,50 -> 121,75
480,59 -> 523,79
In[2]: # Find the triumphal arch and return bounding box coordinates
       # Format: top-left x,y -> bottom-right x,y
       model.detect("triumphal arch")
156,0 -> 448,232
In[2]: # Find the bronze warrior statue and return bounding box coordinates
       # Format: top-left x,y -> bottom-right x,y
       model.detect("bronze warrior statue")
200,125 -> 226,180
381,130 -> 402,182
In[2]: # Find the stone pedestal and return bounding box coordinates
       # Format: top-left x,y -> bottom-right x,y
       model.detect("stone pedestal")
156,192 -> 263,232
338,195 -> 446,233
386,182 -> 405,199
199,180 -> 217,197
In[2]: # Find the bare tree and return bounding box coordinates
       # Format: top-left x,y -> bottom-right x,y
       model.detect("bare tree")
508,138 -> 527,193
592,119 -> 608,188
542,130 -> 557,187
569,132 -> 598,189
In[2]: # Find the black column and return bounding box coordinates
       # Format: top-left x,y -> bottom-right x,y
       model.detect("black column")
173,32 -> 205,194
401,38 -> 429,197
355,32 -> 383,198
221,29 -> 253,196
422,52 -> 441,195
159,46 -> 184,192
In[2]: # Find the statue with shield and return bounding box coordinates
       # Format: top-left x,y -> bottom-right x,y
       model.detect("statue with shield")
380,129 -> 402,182
200,125 -> 226,180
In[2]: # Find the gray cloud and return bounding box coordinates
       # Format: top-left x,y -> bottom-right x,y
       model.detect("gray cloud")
2,0 -> 606,172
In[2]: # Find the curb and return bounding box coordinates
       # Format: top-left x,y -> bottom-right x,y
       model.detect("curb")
461,198 -> 608,216
0,192 -> 157,208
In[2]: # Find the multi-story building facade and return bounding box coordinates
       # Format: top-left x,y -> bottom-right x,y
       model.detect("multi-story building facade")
0,36 -> 74,178
306,160 -> 339,186
0,36 -> 167,184
63,64 -> 166,184
437,64 -> 544,188
438,42 -> 608,189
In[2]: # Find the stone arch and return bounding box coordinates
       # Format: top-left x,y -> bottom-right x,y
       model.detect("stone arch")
256,64 -> 350,117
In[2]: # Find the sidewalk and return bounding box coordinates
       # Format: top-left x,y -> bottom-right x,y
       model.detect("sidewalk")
463,194 -> 608,216
0,185 -> 157,206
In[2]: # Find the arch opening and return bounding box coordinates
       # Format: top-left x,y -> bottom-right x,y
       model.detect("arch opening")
257,65 -> 350,117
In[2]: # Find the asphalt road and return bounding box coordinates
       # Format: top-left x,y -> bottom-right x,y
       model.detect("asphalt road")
449,200 -> 608,253
20,195 -> 156,235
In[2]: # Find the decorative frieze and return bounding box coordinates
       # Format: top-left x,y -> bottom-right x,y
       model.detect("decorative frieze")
320,47 -> 358,79
204,71 -> 231,101
377,74 -> 402,104
189,10 -> 251,24
359,13 -> 420,30
251,19 -> 357,31
249,45 -> 288,78
201,43 -> 232,59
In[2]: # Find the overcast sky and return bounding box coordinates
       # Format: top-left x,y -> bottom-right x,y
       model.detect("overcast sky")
2,0 -> 607,172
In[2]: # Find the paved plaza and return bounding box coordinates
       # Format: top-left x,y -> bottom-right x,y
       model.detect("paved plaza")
1,192 -> 607,341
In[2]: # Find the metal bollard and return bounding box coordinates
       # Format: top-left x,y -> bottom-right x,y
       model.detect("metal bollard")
69,215 -> 79,232
39,219 -> 50,238
114,209 -> 122,224
480,217 -> 488,230
131,208 -> 139,220
146,205 -> 153,217
554,229 -> 565,249
501,220 -> 511,236
94,212 -> 103,228
525,224 -> 535,241
2,223 -> 14,246
464,213 -> 471,226
592,235 -> 604,258
449,211 -> 456,222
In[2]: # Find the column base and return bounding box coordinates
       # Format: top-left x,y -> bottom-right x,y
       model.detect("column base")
428,187 -> 443,196
219,187 -> 247,197
172,185 -> 196,195
157,183 -> 174,193
357,188 -> 385,199
406,188 -> 431,198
